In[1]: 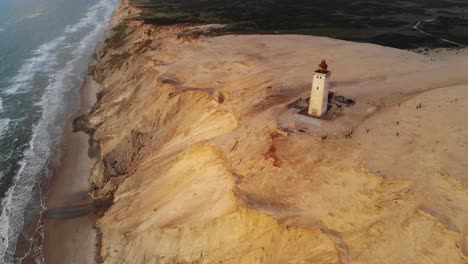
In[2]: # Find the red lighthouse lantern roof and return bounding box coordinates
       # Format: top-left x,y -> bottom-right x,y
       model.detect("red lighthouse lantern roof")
319,59 -> 328,70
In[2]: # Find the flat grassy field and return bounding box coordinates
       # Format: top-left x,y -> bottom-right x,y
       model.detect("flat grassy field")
129,0 -> 468,49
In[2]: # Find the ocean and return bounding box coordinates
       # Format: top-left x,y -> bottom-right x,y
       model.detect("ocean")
0,0 -> 117,263
0,0 -> 466,263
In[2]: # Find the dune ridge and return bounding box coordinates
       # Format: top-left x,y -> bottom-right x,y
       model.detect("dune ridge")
75,1 -> 468,263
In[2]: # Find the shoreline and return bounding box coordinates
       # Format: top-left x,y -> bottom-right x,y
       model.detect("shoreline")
41,77 -> 102,264
4,0 -> 119,262
15,1 -> 120,261
16,77 -> 104,264
14,0 -> 468,260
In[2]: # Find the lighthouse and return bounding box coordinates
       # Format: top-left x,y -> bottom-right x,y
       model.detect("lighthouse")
308,59 -> 331,118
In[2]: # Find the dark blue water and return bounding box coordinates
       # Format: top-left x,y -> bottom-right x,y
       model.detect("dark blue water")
0,0 -> 117,263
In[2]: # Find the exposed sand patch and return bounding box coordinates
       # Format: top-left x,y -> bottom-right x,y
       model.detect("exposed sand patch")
40,76 -> 104,264
75,1 -> 468,263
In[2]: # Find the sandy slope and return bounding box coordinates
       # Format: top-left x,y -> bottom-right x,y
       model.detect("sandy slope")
75,1 -> 468,263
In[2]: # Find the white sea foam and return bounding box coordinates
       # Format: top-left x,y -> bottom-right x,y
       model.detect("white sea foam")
0,98 -> 7,138
0,119 -> 9,138
65,0 -> 115,34
5,0 -> 117,96
4,36 -> 65,95
0,22 -> 10,32
24,12 -> 42,20
0,1 -> 117,263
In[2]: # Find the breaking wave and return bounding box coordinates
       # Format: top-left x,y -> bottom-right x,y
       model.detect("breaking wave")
3,37 -> 65,95
65,0 -> 115,34
0,119 -> 9,138
24,12 -> 42,20
0,0 -> 117,263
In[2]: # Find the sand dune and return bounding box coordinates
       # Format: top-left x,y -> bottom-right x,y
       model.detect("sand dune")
74,1 -> 468,263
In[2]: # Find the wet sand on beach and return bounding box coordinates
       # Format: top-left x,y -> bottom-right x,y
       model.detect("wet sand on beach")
41,77 -> 101,264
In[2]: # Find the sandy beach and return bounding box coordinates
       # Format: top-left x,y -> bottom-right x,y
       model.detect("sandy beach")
2,0 -> 468,262
40,77 -> 102,264
18,1 -> 467,262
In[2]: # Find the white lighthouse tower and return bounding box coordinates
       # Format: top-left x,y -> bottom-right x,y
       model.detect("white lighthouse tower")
308,59 -> 331,118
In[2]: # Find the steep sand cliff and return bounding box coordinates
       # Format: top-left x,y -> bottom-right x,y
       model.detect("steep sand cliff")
76,1 -> 468,263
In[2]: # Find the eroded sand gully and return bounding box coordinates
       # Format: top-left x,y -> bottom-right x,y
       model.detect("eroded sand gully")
73,1 -> 468,263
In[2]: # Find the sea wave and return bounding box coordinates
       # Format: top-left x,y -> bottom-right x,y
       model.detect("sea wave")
0,22 -> 10,32
0,0 -> 117,263
0,98 -> 7,138
65,0 -> 115,34
3,36 -> 65,95
24,12 -> 42,20
0,119 -> 9,138
3,1 -> 117,96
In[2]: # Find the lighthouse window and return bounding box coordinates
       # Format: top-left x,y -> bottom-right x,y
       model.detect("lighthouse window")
317,87 -> 319,90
